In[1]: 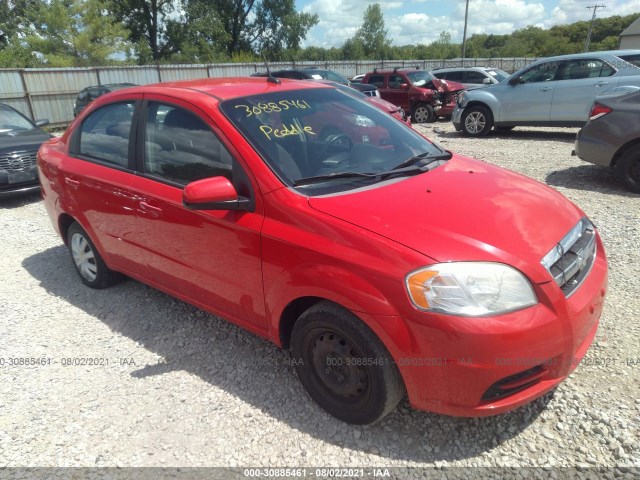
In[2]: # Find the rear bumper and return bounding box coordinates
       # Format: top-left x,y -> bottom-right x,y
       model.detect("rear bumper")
368,237 -> 608,417
574,126 -> 617,167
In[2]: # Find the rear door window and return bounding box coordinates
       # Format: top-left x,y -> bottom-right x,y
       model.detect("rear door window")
78,102 -> 135,168
443,71 -> 464,82
465,71 -> 488,84
558,59 -> 615,80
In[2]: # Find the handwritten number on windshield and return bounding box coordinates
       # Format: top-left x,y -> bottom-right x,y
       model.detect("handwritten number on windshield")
234,100 -> 312,117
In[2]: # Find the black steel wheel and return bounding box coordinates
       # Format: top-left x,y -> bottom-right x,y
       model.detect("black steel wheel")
617,145 -> 640,193
291,301 -> 404,424
67,222 -> 122,289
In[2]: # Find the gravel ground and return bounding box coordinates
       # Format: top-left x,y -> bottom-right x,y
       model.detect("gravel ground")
0,122 -> 638,476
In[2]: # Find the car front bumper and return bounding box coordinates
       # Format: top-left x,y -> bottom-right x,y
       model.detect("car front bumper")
367,235 -> 608,417
0,168 -> 40,197
452,105 -> 464,131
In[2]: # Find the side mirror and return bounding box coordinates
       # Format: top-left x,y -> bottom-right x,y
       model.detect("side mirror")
508,76 -> 523,86
401,83 -> 410,90
482,78 -> 492,85
35,119 -> 49,127
183,176 -> 251,211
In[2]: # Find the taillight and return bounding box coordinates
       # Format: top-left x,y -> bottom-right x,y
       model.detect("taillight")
589,102 -> 612,120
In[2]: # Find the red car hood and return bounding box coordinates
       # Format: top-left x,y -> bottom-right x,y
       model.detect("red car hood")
307,156 -> 583,283
432,78 -> 465,93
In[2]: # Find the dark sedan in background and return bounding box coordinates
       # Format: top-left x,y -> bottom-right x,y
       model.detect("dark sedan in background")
574,89 -> 640,193
0,104 -> 52,197
250,68 -> 380,97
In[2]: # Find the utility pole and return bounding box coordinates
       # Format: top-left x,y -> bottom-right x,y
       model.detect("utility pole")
461,0 -> 470,63
584,4 -> 606,52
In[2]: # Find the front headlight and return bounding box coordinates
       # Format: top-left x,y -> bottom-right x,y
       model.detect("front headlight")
457,91 -> 467,106
405,262 -> 537,316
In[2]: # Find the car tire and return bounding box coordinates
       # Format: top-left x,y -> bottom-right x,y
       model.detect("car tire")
290,301 -> 404,425
67,222 -> 122,289
461,105 -> 493,137
617,146 -> 640,193
412,103 -> 435,123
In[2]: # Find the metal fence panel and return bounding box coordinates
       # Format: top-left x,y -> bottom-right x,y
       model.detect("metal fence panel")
0,70 -> 25,99
2,98 -> 32,118
99,67 -> 160,85
0,58 -> 540,126
159,65 -> 209,82
31,93 -> 77,125
24,68 -> 97,94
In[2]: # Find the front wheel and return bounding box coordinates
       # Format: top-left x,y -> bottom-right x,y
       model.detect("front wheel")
290,301 -> 404,424
67,222 -> 122,289
461,106 -> 493,137
617,146 -> 640,193
412,103 -> 435,123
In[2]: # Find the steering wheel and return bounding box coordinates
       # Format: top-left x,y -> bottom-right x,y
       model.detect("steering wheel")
321,133 -> 353,155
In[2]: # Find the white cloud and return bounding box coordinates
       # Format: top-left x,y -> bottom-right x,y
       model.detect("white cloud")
299,0 -> 640,48
544,0 -> 640,28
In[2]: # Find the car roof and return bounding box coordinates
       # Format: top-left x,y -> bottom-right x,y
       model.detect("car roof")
367,68 -> 426,75
109,77 -> 331,101
432,66 -> 495,71
533,49 -> 640,63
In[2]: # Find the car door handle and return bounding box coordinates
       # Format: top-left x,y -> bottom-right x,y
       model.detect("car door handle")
138,201 -> 162,216
540,87 -> 553,92
595,81 -> 609,87
64,177 -> 80,189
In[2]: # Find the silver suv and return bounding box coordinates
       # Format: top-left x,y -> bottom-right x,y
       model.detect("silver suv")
452,50 -> 640,136
432,66 -> 509,89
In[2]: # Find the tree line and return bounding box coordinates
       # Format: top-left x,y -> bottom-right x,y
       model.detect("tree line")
0,1 -> 637,68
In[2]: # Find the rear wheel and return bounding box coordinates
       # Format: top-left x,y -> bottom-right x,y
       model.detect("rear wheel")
617,146 -> 640,193
67,222 -> 122,289
412,103 -> 435,123
461,105 -> 493,137
290,301 -> 404,424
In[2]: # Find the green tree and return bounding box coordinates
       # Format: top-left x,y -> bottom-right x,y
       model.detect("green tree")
341,37 -> 365,60
355,3 -> 391,59
112,0 -> 175,62
188,0 -> 317,58
24,0 -> 130,66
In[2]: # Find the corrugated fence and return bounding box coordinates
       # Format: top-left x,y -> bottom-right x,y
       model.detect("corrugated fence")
0,58 -> 536,127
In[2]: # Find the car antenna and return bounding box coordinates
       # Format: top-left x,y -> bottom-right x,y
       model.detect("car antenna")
262,55 -> 281,85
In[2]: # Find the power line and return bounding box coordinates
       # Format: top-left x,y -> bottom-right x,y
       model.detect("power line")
584,4 -> 606,52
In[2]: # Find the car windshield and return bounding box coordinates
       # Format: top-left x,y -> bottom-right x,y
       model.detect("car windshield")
308,69 -> 350,84
220,87 -> 447,195
405,70 -> 435,87
487,69 -> 509,82
0,106 -> 36,134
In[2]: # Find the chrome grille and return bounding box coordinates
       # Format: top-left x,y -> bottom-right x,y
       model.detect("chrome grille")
542,218 -> 596,297
0,151 -> 38,173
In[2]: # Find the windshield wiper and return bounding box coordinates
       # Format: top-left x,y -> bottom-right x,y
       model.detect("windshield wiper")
293,152 -> 452,187
391,151 -> 452,171
294,164 -> 433,187
293,171 -> 379,187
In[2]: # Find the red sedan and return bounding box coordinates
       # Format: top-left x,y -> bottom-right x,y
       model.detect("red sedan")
38,78 -> 607,424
